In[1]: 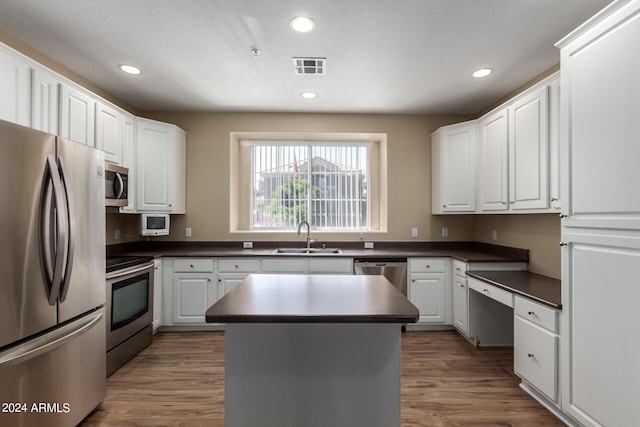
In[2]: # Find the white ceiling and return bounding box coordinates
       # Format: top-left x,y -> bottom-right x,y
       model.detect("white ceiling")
0,0 -> 613,114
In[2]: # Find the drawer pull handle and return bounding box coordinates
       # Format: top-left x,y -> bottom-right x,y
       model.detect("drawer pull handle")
190,264 -> 194,268
527,311 -> 535,316
426,265 -> 430,268
483,289 -> 489,294
459,283 -> 465,288
527,353 -> 535,359
551,197 -> 558,202
456,268 -> 461,272
235,265 -> 239,269
559,213 -> 567,218
559,242 -> 567,246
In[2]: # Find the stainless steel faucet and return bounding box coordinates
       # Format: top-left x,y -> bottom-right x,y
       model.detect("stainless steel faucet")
296,220 -> 311,250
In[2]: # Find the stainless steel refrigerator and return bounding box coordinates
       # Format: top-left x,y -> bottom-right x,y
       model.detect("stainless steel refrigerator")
0,119 -> 106,426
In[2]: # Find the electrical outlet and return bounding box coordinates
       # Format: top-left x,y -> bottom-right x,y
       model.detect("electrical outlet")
492,229 -> 497,240
114,228 -> 120,240
243,241 -> 253,249
185,227 -> 192,237
364,242 -> 374,249
442,227 -> 448,237
411,227 -> 418,238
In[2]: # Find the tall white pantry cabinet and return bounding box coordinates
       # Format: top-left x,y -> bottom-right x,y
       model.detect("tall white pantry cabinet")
557,1 -> 640,426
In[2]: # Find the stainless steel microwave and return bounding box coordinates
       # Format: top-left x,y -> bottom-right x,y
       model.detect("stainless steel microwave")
105,163 -> 128,207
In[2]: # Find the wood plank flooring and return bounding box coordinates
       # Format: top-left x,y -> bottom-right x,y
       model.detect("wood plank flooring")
82,330 -> 564,426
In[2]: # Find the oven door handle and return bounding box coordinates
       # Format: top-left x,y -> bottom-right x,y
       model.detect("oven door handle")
106,262 -> 154,280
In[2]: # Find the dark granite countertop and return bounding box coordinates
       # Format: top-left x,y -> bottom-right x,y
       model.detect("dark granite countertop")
206,274 -> 420,323
466,270 -> 561,309
107,241 -> 529,264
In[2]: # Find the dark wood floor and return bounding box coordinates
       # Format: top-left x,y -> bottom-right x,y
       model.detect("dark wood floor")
82,330 -> 563,426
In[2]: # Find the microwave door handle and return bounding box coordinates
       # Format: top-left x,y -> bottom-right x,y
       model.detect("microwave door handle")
57,157 -> 75,303
38,155 -> 67,305
115,172 -> 124,199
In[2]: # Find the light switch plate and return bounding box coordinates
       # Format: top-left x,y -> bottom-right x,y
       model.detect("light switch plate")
364,242 -> 374,249
185,227 -> 192,237
442,227 -> 448,237
411,227 -> 418,238
243,241 -> 253,249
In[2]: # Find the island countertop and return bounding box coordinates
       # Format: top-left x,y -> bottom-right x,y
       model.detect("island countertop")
205,274 -> 419,323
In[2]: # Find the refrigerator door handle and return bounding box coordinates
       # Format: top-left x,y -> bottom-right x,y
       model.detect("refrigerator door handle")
38,154 -> 68,305
57,157 -> 75,303
0,310 -> 103,368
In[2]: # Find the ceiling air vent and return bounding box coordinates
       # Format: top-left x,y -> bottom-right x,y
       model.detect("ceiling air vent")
292,57 -> 326,75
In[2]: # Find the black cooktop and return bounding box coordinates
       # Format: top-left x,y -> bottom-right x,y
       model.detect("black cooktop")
106,255 -> 154,273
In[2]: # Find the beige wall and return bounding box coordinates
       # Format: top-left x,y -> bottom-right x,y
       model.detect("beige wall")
144,111 -> 475,243
474,214 -> 561,278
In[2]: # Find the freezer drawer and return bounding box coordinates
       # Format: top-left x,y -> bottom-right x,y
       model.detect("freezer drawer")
0,309 -> 106,427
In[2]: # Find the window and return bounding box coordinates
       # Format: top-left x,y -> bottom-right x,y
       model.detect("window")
230,132 -> 386,234
249,142 -> 368,231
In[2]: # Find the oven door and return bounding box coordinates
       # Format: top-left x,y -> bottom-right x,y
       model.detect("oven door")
106,262 -> 154,352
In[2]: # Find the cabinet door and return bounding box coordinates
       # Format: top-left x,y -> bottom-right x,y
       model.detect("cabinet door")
217,274 -> 248,298
31,68 -> 59,134
95,102 -> 123,165
508,86 -> 549,210
59,84 -> 95,146
478,109 -> 509,211
173,273 -> 214,324
136,119 -> 173,212
440,123 -> 476,212
548,77 -> 561,210
561,230 -> 640,427
514,316 -> 558,401
0,47 -> 31,127
560,1 -> 640,230
119,114 -> 136,213
409,274 -> 446,324
153,259 -> 162,332
452,275 -> 468,335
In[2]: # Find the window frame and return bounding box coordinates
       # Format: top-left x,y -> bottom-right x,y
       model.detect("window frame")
230,131 -> 387,234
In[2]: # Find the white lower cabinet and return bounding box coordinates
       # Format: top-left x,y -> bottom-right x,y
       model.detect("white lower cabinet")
514,296 -> 559,403
171,258 -> 215,325
407,258 -> 450,329
216,258 -> 260,299
152,259 -> 162,333
451,261 -> 469,336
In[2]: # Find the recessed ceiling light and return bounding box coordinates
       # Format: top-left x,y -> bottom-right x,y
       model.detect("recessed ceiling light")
119,64 -> 141,75
290,16 -> 316,33
301,92 -> 317,99
472,68 -> 493,78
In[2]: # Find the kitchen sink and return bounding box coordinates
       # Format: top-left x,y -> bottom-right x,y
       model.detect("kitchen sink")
272,247 -> 343,255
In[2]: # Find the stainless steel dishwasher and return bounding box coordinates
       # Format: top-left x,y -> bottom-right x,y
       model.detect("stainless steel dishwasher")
353,258 -> 407,296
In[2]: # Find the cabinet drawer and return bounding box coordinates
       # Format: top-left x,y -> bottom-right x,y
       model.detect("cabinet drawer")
409,258 -> 446,273
514,316 -> 558,401
262,258 -> 306,273
309,258 -> 353,274
452,260 -> 467,278
468,277 -> 513,308
514,296 -> 558,333
218,258 -> 260,273
173,258 -> 214,273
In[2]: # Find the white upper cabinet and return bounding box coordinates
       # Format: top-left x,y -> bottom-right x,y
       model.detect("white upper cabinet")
432,120 -> 477,213
508,85 -> 549,210
548,77 -> 561,210
95,101 -> 124,165
478,109 -> 509,211
559,0 -> 640,231
136,117 -> 186,214
59,84 -> 95,146
31,68 -> 60,135
120,114 -> 136,213
0,45 -> 31,127
476,74 -> 557,213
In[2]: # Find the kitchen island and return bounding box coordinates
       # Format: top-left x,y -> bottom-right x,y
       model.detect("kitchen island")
206,274 -> 419,427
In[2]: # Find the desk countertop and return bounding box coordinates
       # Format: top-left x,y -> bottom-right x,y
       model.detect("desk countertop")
467,270 -> 561,309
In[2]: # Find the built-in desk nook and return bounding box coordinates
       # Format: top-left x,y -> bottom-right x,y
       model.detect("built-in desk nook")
206,274 -> 419,427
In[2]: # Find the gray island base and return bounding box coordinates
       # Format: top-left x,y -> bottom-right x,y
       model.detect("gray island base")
206,274 -> 419,427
